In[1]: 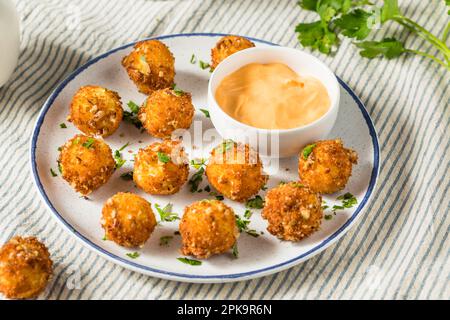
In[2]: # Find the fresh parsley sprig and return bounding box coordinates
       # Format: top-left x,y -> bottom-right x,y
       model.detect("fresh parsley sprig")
296,0 -> 450,70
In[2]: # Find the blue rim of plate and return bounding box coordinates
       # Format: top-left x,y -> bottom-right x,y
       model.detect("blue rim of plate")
30,33 -> 380,281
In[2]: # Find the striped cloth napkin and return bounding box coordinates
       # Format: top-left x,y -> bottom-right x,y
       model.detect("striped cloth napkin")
0,0 -> 448,299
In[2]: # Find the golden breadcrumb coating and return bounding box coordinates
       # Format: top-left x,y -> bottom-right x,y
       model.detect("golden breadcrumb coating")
206,141 -> 267,202
133,140 -> 189,195
262,182 -> 323,241
121,39 -> 175,95
138,88 -> 194,138
298,139 -> 358,194
211,35 -> 255,69
68,85 -> 123,137
180,200 -> 239,259
58,134 -> 115,195
101,192 -> 157,248
0,236 -> 52,299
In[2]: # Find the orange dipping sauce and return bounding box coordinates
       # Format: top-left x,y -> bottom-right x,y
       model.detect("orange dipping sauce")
215,63 -> 331,129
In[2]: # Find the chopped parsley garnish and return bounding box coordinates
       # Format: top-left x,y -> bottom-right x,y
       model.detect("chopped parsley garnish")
204,185 -> 211,192
261,185 -> 268,191
59,123 -> 67,129
126,252 -> 140,259
82,138 -> 95,149
199,108 -> 210,118
124,101 -> 142,129
127,101 -> 140,114
171,84 -> 185,96
215,139 -> 235,154
155,203 -> 179,222
120,171 -> 133,181
325,214 -> 333,220
322,205 -> 329,210
246,195 -> 264,209
159,236 -> 173,246
190,158 -> 206,170
336,192 -> 358,209
102,235 -> 108,241
302,143 -> 316,159
157,152 -> 170,163
188,166 -> 204,193
232,243 -> 239,258
57,146 -> 62,152
50,168 -> 57,177
332,205 -> 345,211
73,137 -> 80,145
118,142 -> 130,151
244,209 -> 252,219
235,214 -> 260,238
291,182 -> 305,188
199,60 -> 211,70
177,257 -> 202,266
215,195 -> 224,201
57,161 -> 62,173
190,54 -> 197,64
114,150 -> 126,169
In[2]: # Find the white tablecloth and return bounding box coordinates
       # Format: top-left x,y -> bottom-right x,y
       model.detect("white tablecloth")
0,0 -> 448,299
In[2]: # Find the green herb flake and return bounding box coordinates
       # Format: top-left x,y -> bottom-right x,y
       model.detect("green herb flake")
215,139 -> 235,154
235,214 -> 260,238
102,235 -> 108,241
337,192 -> 358,208
199,60 -> 211,70
82,138 -> 95,149
261,185 -> 268,191
232,243 -> 239,259
177,257 -> 202,266
157,152 -> 171,163
120,171 -> 133,181
126,252 -> 140,259
215,195 -> 224,201
59,123 -> 67,129
155,203 -> 179,222
190,54 -> 197,64
204,185 -> 211,192
244,209 -> 252,219
50,168 -> 57,177
302,143 -> 316,159
124,101 -> 142,129
325,214 -> 333,220
188,166 -> 205,193
199,108 -> 210,118
246,195 -> 264,209
57,161 -> 62,173
190,158 -> 206,170
159,235 -> 173,246
114,150 -> 126,169
127,101 -> 140,114
322,205 -> 329,210
171,83 -> 185,96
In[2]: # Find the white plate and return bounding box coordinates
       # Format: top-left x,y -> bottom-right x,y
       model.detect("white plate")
30,33 -> 379,283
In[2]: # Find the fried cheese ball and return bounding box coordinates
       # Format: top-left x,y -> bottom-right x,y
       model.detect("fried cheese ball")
211,35 -> 255,69
262,182 -> 323,241
58,134 -> 115,195
133,140 -> 189,195
138,88 -> 194,138
121,39 -> 175,95
206,141 -> 267,202
0,236 -> 52,299
179,200 -> 239,259
101,192 -> 157,248
68,85 -> 123,137
298,139 -> 358,194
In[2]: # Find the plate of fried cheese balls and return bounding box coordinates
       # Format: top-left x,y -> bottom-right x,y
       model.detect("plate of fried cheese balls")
1,33 -> 379,297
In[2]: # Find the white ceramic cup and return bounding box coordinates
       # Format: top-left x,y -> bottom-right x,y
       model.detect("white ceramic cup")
208,46 -> 340,158
0,0 -> 20,87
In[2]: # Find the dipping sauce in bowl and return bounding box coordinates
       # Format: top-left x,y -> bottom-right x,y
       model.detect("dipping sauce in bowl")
214,63 -> 331,129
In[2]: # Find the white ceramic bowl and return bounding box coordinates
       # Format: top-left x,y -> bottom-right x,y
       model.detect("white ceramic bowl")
0,0 -> 20,87
208,46 -> 340,158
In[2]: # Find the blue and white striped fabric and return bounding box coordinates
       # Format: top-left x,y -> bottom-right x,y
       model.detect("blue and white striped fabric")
0,0 -> 448,299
